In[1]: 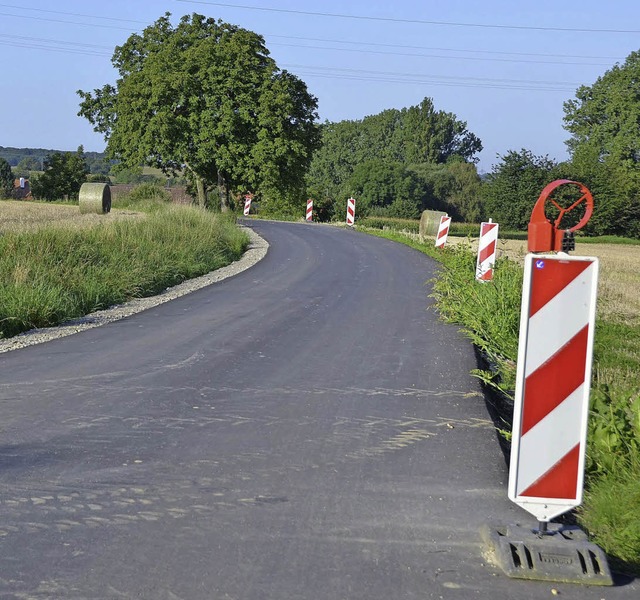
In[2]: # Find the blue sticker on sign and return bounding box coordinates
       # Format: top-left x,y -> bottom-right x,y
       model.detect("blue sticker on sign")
535,260 -> 545,269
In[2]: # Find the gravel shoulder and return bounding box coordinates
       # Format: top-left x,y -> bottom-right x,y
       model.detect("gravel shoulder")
0,226 -> 268,354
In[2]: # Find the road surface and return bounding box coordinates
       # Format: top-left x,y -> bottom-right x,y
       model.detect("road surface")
0,220 -> 636,599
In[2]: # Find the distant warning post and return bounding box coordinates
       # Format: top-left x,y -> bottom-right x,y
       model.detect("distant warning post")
306,198 -> 313,222
434,214 -> 451,248
509,180 -> 599,524
243,194 -> 252,216
346,197 -> 356,226
475,219 -> 499,282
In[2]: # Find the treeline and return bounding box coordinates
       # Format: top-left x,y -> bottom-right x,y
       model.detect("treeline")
306,97 -> 483,223
306,51 -> 640,238
0,145 -> 110,176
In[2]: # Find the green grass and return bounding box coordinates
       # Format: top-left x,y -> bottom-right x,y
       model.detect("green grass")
0,203 -> 248,338
357,216 -> 420,233
361,226 -> 640,575
577,234 -> 640,245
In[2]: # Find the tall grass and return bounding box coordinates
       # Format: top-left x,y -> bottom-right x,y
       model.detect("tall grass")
0,205 -> 248,338
363,227 -> 640,574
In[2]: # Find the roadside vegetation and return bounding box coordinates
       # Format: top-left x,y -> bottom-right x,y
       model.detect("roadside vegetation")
361,225 -> 640,575
0,193 -> 248,339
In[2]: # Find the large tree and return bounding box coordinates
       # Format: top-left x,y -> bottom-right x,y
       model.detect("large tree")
30,147 -> 89,201
481,149 -> 556,230
563,50 -> 640,237
78,13 -> 320,209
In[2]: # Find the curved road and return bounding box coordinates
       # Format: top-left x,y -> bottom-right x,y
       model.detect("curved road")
0,221 -> 636,599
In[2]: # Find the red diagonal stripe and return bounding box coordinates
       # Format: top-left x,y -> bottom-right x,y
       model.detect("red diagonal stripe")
481,223 -> 497,236
520,444 -> 580,499
529,260 -> 592,317
479,240 -> 496,263
521,325 -> 589,435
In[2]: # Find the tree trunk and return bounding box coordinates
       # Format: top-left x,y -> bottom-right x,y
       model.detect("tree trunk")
195,176 -> 207,208
184,162 -> 207,208
217,170 -> 230,213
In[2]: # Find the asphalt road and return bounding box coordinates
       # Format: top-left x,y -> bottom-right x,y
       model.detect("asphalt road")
0,220 -> 637,599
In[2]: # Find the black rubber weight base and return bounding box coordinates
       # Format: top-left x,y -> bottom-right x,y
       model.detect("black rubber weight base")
482,523 -> 613,586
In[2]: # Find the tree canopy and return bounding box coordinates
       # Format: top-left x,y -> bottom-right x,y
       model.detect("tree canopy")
481,149 -> 557,230
78,13 -> 320,209
306,97 -> 482,220
563,50 -> 640,237
30,146 -> 89,201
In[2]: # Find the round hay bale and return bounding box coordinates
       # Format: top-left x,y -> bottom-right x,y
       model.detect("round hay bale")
79,183 -> 111,215
419,209 -> 447,239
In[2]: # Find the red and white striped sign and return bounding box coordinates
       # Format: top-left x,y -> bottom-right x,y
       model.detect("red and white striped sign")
509,254 -> 599,522
243,196 -> 252,216
475,220 -> 499,281
306,198 -> 313,222
346,197 -> 356,226
435,215 -> 451,248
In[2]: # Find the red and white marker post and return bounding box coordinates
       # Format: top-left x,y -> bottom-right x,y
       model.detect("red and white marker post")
306,198 -> 313,222
509,254 -> 599,523
346,197 -> 356,226
243,195 -> 252,216
509,180 -> 599,528
476,219 -> 499,282
435,215 -> 451,248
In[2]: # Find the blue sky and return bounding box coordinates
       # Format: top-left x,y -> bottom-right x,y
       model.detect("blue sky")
1,0 -> 639,173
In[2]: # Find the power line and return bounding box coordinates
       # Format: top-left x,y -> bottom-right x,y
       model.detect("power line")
0,33 -> 112,50
177,0 -> 640,34
270,41 -> 612,67
286,66 -> 576,93
267,34 -> 623,62
0,3 -> 148,24
283,63 -> 580,89
0,39 -> 110,57
0,11 -> 136,31
0,3 -> 623,65
295,70 -> 573,93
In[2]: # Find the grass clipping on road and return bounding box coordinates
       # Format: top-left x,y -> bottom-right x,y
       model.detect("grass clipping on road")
362,226 -> 640,575
0,200 -> 248,339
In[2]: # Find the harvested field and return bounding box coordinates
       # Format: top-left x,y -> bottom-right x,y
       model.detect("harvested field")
0,200 -> 143,234
452,236 -> 640,321
395,230 -> 640,321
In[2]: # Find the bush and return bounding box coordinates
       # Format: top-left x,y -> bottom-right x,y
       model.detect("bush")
114,183 -> 172,210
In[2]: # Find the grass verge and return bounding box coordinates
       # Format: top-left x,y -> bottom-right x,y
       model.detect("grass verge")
0,203 -> 248,338
361,226 -> 640,575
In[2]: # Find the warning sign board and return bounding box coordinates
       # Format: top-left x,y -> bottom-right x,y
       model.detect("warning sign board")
508,254 -> 599,522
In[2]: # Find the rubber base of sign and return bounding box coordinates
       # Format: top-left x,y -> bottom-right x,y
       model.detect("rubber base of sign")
481,523 -> 613,586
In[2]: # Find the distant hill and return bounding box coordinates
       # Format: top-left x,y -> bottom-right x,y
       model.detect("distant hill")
0,146 -> 109,174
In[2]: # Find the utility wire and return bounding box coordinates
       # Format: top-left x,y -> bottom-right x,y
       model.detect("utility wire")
267,34 -> 623,62
270,42 -> 612,67
177,0 -> 640,34
283,63 -> 580,88
0,3 -> 623,63
0,33 -> 112,50
0,3 -> 148,24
